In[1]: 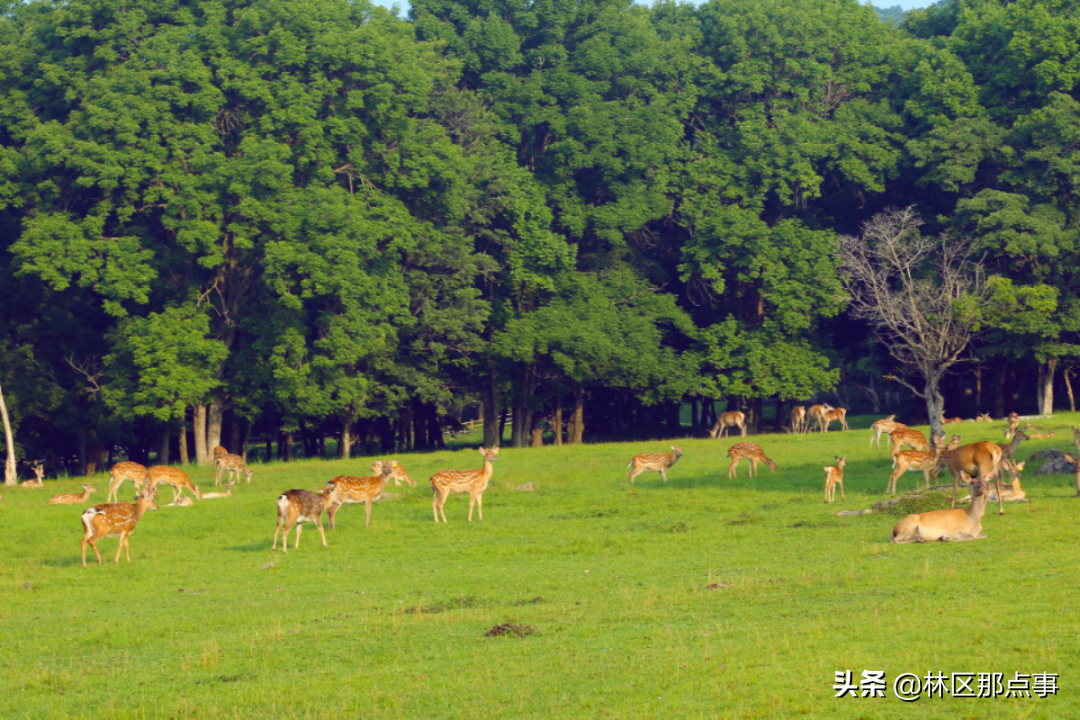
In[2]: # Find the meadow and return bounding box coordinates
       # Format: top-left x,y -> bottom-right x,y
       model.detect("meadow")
2,414 -> 1078,719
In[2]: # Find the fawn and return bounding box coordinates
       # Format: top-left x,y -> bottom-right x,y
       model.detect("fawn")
870,414 -> 906,448
215,453 -> 253,486
200,481 -> 235,499
48,484 -> 97,505
626,446 -> 683,484
823,456 -> 846,503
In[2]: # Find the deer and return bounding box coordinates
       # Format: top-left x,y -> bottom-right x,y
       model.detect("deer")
212,445 -> 229,460
1063,454 -> 1080,498
147,465 -> 201,504
325,461 -> 397,529
941,413 -> 963,425
1005,412 -> 1020,440
975,413 -> 992,422
80,487 -> 159,567
890,472 -> 989,544
431,446 -> 499,523
386,459 -> 415,487
1021,424 -> 1055,439
214,453 -> 254,486
889,428 -> 929,463
20,461 -> 46,487
822,407 -> 849,432
823,456 -> 846,503
47,484 -> 97,505
886,435 -> 955,495
790,406 -> 807,435
626,446 -> 683,484
727,442 -> 777,479
870,414 -> 906,448
995,428 -> 1030,464
167,495 -> 196,507
708,411 -> 747,438
807,403 -> 834,433
963,460 -> 1026,503
199,481 -> 235,499
271,486 -> 341,553
944,439 -> 1004,514
107,461 -> 150,503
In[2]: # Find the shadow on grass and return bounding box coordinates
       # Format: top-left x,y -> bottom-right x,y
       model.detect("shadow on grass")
224,542 -> 271,553
41,556 -> 84,567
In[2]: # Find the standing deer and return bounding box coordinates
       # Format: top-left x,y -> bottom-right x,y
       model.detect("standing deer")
870,415 -> 906,448
963,461 -> 1026,503
890,473 -> 989,543
199,481 -> 235,499
1062,454 -> 1080,498
708,411 -> 747,438
272,486 -> 341,553
823,456 -> 846,503
107,461 -> 150,503
212,445 -> 229,460
945,440 -> 1004,514
325,461 -> 397,529
807,404 -> 834,433
431,446 -> 499,523
147,466 -> 201,504
48,484 -> 97,505
790,406 -> 807,435
385,459 -> 415,487
1005,412 -> 1020,440
727,442 -> 777,479
889,429 -> 930,462
626,446 -> 683,484
886,436 -> 955,495
80,487 -> 159,567
822,407 -> 849,432
995,428 -> 1030,464
215,453 -> 254,486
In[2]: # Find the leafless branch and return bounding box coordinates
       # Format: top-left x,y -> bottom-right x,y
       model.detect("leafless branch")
66,355 -> 103,395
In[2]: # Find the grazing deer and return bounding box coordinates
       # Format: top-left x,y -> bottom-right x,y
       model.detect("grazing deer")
1005,412 -> 1020,440
941,413 -> 963,425
271,486 -> 340,553
1021,424 -> 1055,440
1063,454 -> 1080,498
822,407 -> 849,432
945,440 -> 1004,514
199,481 -> 235,499
823,456 -> 846,503
626,446 -> 683,484
889,429 -> 929,462
386,459 -> 415,487
107,461 -> 150,503
325,461 -> 397,529
870,415 -> 906,448
890,473 -> 989,544
727,442 -> 777,479
808,404 -> 834,433
995,428 -> 1030,464
214,453 -> 254,486
975,413 -> 992,422
80,487 -> 159,567
47,484 -> 97,505
708,411 -> 747,439
790,406 -> 807,435
886,436 -> 955,495
212,445 -> 229,460
431,446 -> 499,523
147,466 -> 201,504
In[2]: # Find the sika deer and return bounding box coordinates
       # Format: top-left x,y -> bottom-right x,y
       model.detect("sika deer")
727,442 -> 777,479
941,413 -> 963,425
271,486 -> 340,553
708,412 -> 747,438
626,446 -> 683,484
80,487 -> 159,566
790,406 -> 807,435
214,453 -> 253,486
48,484 -> 97,505
1005,412 -> 1020,440
199,481 -> 235,499
890,473 -> 989,544
1021,425 -> 1055,440
822,407 -> 849,432
431,446 -> 499,523
887,436 -> 954,495
889,429 -> 929,463
823,456 -> 846,503
107,461 -> 150,503
147,466 -> 200,504
808,404 -> 834,433
325,461 -> 396,529
386,459 -> 415,487
870,415 -> 906,448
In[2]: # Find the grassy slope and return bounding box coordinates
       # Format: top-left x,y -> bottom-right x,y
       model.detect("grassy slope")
1,414 -> 1078,719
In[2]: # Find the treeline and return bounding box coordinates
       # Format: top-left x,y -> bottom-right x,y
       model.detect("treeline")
0,0 -> 1077,475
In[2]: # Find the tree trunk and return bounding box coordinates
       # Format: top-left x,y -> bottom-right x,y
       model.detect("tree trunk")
531,413 -> 544,447
667,401 -> 681,435
179,419 -> 189,466
570,387 -> 585,444
1038,359 -> 1056,415
924,369 -> 946,443
340,419 -> 352,460
241,420 -> 252,462
1064,368 -> 1076,413
77,429 -> 88,477
283,431 -> 294,462
158,425 -> 170,466
0,377 -> 17,485
498,409 -> 508,446
229,412 -> 242,457
690,397 -> 699,432
553,402 -> 563,446
265,436 -> 272,464
194,404 -> 208,465
207,402 -> 224,456
482,365 -> 500,448
995,360 -> 1008,419
773,398 -> 785,433
431,405 -> 446,449
974,365 -> 982,415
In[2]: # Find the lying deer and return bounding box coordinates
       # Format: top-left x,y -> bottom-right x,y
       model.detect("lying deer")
431,446 -> 499,523
627,446 -> 683,484
823,456 -> 846,503
941,413 -> 963,425
20,461 -> 46,487
200,481 -> 235,499
1021,425 -> 1055,440
81,487 -> 159,566
48,484 -> 97,505
272,486 -> 341,553
975,413 -> 992,422
890,473 -> 989,544
963,461 -> 1026,503
727,442 -> 777,479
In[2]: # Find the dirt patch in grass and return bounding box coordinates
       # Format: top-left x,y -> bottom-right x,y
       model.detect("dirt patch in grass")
704,583 -> 730,590
485,623 -> 535,638
513,596 -> 545,606
550,509 -> 619,520
416,596 -> 484,614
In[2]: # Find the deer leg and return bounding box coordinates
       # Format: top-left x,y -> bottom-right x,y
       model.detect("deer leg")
950,473 -> 959,508
468,493 -> 476,522
728,459 -> 738,479
294,522 -> 302,549
994,475 -> 1004,517
327,503 -> 338,530
316,518 -> 328,547
365,499 -> 372,529
432,492 -> 440,523
476,493 -> 483,521
660,467 -> 667,483
114,532 -> 126,564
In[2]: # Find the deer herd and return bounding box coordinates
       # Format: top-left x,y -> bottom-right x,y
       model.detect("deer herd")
7,406 -> 1080,564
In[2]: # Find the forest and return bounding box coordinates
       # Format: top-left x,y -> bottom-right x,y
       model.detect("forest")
0,0 -> 1077,477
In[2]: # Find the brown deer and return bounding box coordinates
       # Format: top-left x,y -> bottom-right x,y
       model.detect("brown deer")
431,446 -> 499,523
48,484 -> 97,505
212,445 -> 229,460
199,481 -> 235,499
386,459 -> 416,487
167,495 -> 196,507
1005,412 -> 1020,440
147,466 -> 201,504
1021,424 -> 1055,440
727,442 -> 777,479
975,413 -> 992,422
107,461 -> 150,503
889,429 -> 929,462
995,428 -> 1030,464
886,436 -> 955,495
626,446 -> 683,484
941,413 -> 963,425
325,461 -> 397,529
80,487 -> 159,566
708,411 -> 747,438
944,440 -> 1004,514
808,404 -> 834,433
20,461 -> 45,487
822,407 -> 849,432
790,406 -> 807,435
870,414 -> 906,448
963,461 -> 1026,503
271,487 -> 340,553
214,453 -> 254,486
823,456 -> 846,503
1063,454 -> 1080,498
890,473 -> 989,544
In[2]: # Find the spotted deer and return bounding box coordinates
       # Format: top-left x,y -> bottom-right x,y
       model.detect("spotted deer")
215,453 -> 253,486
708,412 -> 747,439
80,487 -> 159,566
889,429 -> 929,463
727,442 -> 777,479
890,473 -> 989,544
325,461 -> 397,529
626,446 -> 683,484
1063,454 -> 1080,498
808,403 -> 834,433
790,406 -> 807,435
1021,425 -> 1055,440
823,456 -> 846,503
107,461 -> 150,503
48,484 -> 97,505
20,461 -> 45,487
886,435 -> 955,495
870,415 -> 906,448
821,407 -> 849,432
431,446 -> 499,523
272,486 -> 341,553
147,466 -> 201,504
975,413 -> 992,422
941,413 -> 963,425
212,445 -> 229,460
386,459 -> 415,487
199,481 -> 235,499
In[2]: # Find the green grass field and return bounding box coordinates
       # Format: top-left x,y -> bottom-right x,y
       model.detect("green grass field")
2,414 -> 1078,719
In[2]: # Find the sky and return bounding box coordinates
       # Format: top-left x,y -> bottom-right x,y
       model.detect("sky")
369,0 -> 943,18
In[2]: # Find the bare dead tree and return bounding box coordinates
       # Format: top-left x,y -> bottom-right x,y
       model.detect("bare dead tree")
839,207 -> 988,443
0,376 -> 16,485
